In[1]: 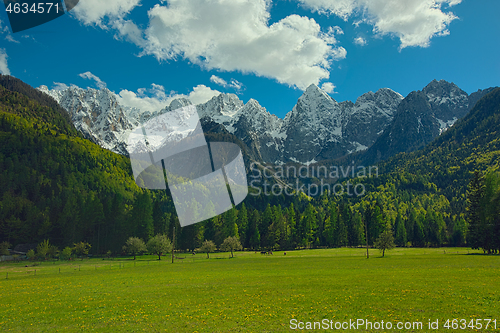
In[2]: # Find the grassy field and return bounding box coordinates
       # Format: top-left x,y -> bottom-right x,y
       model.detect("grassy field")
0,248 -> 499,332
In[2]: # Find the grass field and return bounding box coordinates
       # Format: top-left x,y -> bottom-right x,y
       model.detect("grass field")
0,248 -> 499,332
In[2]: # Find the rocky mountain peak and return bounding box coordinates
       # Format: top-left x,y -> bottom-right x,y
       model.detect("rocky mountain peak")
168,97 -> 192,111
38,79 -> 486,166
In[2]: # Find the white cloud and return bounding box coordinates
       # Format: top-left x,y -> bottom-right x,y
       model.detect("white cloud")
111,19 -> 145,47
321,82 -> 336,93
0,49 -> 10,75
53,82 -> 69,91
298,0 -> 462,48
5,35 -> 20,43
210,75 -> 228,87
79,71 -> 107,89
140,0 -> 345,90
298,0 -> 357,20
210,75 -> 244,91
71,0 -> 141,27
229,79 -> 244,91
354,36 -> 367,46
1,19 -> 20,43
187,85 -> 221,105
116,84 -> 221,112
117,84 -> 171,111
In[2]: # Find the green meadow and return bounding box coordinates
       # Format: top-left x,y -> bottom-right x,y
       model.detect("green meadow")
1,248 -> 499,332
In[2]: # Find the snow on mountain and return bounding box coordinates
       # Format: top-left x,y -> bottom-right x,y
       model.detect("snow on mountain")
39,80 -> 482,165
423,79 -> 469,122
38,85 -> 136,155
360,80 -> 491,164
343,88 -> 403,148
38,83 -> 403,163
278,84 -> 403,163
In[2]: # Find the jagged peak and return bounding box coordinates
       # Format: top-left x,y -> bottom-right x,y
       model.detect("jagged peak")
355,91 -> 375,104
423,79 -> 463,94
305,83 -> 321,93
298,83 -> 337,108
168,97 -> 192,110
245,98 -> 263,108
376,87 -> 403,98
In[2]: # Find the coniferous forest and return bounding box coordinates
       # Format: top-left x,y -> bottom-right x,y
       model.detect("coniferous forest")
1,75 -> 499,255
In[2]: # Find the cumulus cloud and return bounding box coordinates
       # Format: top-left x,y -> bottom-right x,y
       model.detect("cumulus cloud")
210,75 -> 244,91
0,49 -> 10,75
111,18 -> 145,46
354,36 -> 367,46
116,83 -> 221,111
140,0 -> 345,90
79,71 -> 107,89
71,0 -> 141,27
117,84 -> 172,111
66,0 -> 347,90
298,0 -> 462,48
187,85 -> 222,105
321,82 -> 336,93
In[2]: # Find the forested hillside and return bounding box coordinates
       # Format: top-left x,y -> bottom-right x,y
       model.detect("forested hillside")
1,78 -> 499,255
0,81 -> 147,252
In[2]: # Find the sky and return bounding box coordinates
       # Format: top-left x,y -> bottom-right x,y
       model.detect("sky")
0,0 -> 499,119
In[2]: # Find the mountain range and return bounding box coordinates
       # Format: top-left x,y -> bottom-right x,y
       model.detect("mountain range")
1,74 -> 500,252
38,80 -> 496,167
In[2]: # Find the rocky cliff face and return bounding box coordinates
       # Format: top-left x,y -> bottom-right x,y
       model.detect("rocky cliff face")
38,85 -> 136,155
361,80 -> 495,164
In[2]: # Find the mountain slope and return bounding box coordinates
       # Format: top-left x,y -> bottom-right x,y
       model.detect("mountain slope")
371,87 -> 500,214
360,80 -> 496,165
38,85 -> 136,154
0,79 -> 145,251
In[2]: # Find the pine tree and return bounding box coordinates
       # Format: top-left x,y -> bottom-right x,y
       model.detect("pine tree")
466,171 -> 485,250
413,214 -> 426,247
248,210 -> 261,250
237,203 -> 248,247
394,213 -> 407,247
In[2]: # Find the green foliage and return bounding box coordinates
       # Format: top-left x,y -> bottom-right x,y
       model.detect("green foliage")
198,240 -> 217,259
466,170 -> 500,253
394,213 -> 407,247
0,83 -> 142,252
61,247 -> 73,260
124,237 -> 146,260
374,223 -> 396,257
36,239 -> 50,260
0,241 -> 10,255
48,245 -> 59,258
26,249 -> 35,260
73,242 -> 91,258
220,236 -> 243,258
146,234 -> 172,260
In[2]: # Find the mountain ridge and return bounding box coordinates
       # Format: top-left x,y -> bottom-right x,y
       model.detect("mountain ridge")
38,79 -> 497,166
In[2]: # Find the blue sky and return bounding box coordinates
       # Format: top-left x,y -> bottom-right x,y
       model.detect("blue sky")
0,0 -> 498,118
